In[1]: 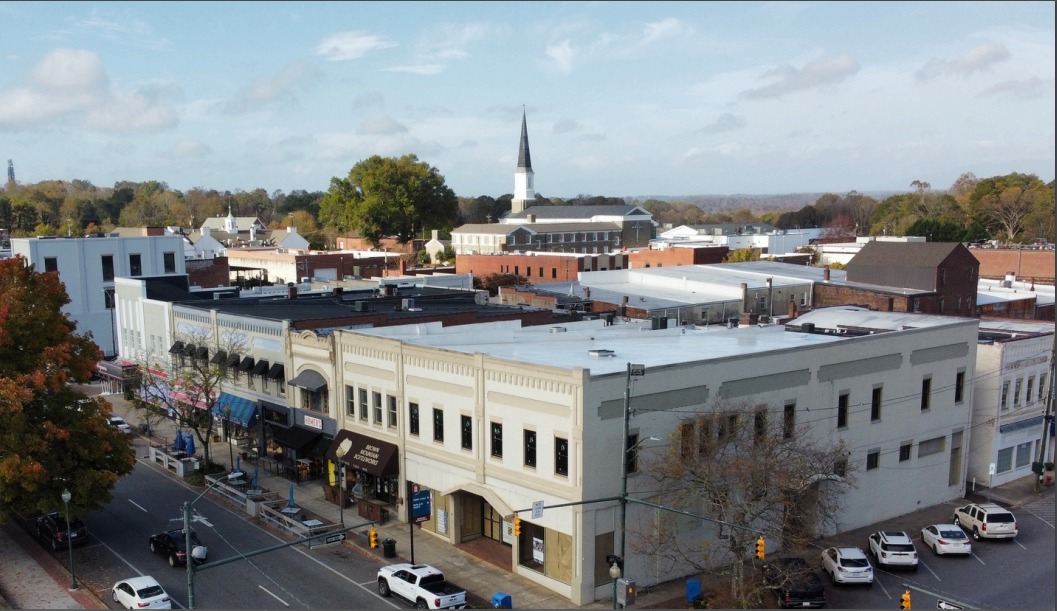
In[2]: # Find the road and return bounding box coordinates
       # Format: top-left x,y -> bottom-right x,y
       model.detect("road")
50,451 -> 400,609
819,494 -> 1055,610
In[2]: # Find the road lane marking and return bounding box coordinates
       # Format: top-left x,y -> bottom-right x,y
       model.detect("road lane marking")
259,585 -> 290,607
919,559 -> 941,581
128,499 -> 148,512
971,551 -> 985,565
90,536 -> 187,609
1013,538 -> 1027,550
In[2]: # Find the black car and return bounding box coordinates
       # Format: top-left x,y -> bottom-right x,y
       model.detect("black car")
148,529 -> 208,567
35,511 -> 89,551
763,557 -> 827,608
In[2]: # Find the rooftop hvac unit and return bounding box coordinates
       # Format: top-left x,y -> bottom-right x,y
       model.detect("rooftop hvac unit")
401,298 -> 415,310
758,315 -> 770,324
550,326 -> 567,333
588,349 -> 616,358
801,322 -> 816,333
353,301 -> 368,312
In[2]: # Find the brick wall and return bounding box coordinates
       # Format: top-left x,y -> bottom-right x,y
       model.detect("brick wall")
970,248 -> 1055,282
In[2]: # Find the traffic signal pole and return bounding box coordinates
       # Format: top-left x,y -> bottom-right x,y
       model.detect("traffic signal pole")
900,583 -> 978,609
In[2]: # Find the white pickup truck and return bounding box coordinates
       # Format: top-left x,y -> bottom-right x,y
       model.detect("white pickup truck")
377,563 -> 467,609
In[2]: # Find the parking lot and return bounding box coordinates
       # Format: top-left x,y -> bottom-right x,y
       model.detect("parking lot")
816,491 -> 1055,609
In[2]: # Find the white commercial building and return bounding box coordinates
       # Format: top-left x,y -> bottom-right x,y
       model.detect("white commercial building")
12,234 -> 186,358
323,306 -> 977,604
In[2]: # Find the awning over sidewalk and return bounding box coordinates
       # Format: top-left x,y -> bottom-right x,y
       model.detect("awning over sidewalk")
212,392 -> 259,427
326,430 -> 399,477
288,369 -> 327,392
271,426 -> 322,453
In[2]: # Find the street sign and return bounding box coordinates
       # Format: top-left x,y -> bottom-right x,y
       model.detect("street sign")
630,364 -> 646,376
937,600 -> 963,610
324,532 -> 347,544
531,500 -> 544,519
412,489 -> 432,523
988,462 -> 996,475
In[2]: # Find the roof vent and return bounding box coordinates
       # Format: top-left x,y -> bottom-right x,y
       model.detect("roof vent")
550,326 -> 567,333
588,349 -> 615,358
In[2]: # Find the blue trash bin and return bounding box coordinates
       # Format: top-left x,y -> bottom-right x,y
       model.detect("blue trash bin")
686,578 -> 702,604
492,592 -> 512,608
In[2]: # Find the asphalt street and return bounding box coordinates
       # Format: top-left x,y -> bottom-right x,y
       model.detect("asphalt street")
58,454 -> 400,609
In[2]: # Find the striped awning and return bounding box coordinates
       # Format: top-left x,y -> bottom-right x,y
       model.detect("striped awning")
212,393 -> 259,427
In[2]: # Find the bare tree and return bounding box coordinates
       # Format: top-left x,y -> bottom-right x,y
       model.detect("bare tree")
637,399 -> 853,607
133,329 -> 246,473
982,186 -> 1036,242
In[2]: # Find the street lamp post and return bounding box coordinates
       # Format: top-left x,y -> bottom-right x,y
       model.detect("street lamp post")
185,478 -> 224,608
60,489 -> 79,590
610,561 -> 621,609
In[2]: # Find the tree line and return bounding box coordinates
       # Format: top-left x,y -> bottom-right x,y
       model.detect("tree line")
3,159 -> 1053,248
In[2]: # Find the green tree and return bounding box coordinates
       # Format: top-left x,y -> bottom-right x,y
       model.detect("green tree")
0,256 -> 135,522
321,154 -> 458,246
724,248 -> 762,263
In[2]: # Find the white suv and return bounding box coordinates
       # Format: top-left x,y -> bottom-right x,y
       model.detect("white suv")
867,531 -> 918,569
821,546 -> 873,585
953,503 -> 1017,540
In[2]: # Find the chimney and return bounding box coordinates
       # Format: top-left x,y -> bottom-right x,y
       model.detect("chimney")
584,287 -> 591,300
400,259 -> 407,274
287,284 -> 298,299
432,229 -> 439,240
788,296 -> 798,319
823,265 -> 830,281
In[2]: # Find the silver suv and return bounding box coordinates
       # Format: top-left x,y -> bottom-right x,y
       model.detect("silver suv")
953,503 -> 1017,540
867,531 -> 918,569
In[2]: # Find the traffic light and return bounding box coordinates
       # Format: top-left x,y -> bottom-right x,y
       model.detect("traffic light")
513,516 -> 522,537
755,536 -> 765,560
900,589 -> 911,609
369,527 -> 379,549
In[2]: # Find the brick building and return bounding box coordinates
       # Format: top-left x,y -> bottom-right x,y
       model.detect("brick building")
969,247 -> 1055,284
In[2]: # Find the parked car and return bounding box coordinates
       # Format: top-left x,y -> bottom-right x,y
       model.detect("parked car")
148,528 -> 208,567
109,416 -> 132,434
867,531 -> 918,569
377,563 -> 468,609
112,575 -> 172,609
921,524 -> 972,556
820,546 -> 873,585
35,511 -> 89,551
762,557 -> 827,608
953,503 -> 1018,540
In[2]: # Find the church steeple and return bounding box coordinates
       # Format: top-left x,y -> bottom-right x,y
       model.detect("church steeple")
512,107 -> 536,214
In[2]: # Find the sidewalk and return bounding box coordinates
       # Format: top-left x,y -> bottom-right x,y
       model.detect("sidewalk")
2,384 -> 1053,609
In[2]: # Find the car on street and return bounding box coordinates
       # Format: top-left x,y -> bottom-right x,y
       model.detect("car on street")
35,511 -> 89,551
112,575 -> 172,609
953,503 -> 1018,540
109,416 -> 132,434
867,531 -> 918,569
921,524 -> 972,556
762,556 -> 827,608
821,546 -> 873,585
148,528 -> 208,567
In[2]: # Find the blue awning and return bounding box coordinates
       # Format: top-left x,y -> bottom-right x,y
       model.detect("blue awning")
213,393 -> 259,427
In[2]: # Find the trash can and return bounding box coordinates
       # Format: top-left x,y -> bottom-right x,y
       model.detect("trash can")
382,537 -> 396,559
491,592 -> 512,608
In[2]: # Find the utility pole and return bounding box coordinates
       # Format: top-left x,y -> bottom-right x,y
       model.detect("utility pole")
1034,332 -> 1056,492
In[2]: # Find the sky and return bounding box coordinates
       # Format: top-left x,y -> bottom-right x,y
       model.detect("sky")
0,1 -> 1053,199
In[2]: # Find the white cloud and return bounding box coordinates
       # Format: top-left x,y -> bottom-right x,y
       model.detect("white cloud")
357,115 -> 408,136
385,64 -> 444,76
915,42 -> 1010,81
226,59 -> 324,113
740,53 -> 861,99
639,18 -> 689,46
545,41 -> 577,74
978,75 -> 1048,99
698,113 -> 746,135
161,139 -> 211,159
0,48 -> 176,132
314,31 -> 397,61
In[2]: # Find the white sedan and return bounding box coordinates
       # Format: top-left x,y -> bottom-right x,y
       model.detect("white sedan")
921,524 -> 972,556
109,416 -> 132,434
112,576 -> 172,609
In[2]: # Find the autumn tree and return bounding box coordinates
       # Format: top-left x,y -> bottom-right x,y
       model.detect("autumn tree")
637,399 -> 853,607
319,154 -> 459,246
133,329 -> 247,474
0,256 -> 135,522
723,248 -> 761,263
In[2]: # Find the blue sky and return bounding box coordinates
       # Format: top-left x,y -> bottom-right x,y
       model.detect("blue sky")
1,1 -> 1053,199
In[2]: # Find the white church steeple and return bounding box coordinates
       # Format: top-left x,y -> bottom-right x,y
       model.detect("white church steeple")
511,108 -> 535,214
